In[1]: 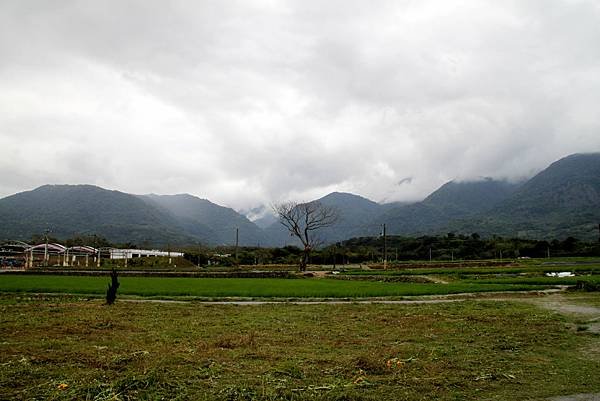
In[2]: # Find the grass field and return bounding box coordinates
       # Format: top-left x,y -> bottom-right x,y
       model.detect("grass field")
1,294 -> 599,400
0,275 -> 556,299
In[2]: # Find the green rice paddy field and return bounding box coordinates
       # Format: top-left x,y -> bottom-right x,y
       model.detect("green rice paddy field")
0,275 -> 556,298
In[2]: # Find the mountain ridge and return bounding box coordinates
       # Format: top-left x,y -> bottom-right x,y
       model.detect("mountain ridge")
1,153 -> 599,245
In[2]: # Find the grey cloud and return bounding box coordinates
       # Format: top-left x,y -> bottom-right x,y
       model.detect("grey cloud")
1,0 -> 600,210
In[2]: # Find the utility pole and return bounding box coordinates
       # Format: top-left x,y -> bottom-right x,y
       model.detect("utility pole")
44,227 -> 50,266
429,247 -> 432,262
333,243 -> 337,270
198,243 -> 202,268
235,227 -> 239,265
382,224 -> 387,269
93,234 -> 97,264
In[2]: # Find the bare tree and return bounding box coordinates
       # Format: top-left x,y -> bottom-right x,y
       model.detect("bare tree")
273,201 -> 339,271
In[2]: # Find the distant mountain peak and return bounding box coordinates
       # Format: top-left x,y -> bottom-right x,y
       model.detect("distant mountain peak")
35,183 -> 106,191
318,191 -> 380,207
321,191 -> 374,199
145,192 -> 214,205
423,178 -> 517,208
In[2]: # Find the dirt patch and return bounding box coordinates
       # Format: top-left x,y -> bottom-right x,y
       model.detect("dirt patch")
525,294 -> 600,317
527,294 -> 600,334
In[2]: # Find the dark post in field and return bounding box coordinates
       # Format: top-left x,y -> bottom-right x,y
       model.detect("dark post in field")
106,268 -> 120,305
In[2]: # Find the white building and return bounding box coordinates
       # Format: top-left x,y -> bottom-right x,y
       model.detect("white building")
108,248 -> 184,259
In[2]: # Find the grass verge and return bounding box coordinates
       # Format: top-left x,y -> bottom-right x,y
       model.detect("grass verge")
1,295 -> 599,400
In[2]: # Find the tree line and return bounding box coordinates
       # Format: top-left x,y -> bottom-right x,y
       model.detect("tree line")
180,234 -> 600,266
17,231 -> 600,267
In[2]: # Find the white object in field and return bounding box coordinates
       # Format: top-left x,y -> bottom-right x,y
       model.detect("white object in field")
545,272 -> 574,277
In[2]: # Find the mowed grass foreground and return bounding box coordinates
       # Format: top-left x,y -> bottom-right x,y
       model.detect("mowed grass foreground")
1,295 -> 600,400
0,275 -> 553,298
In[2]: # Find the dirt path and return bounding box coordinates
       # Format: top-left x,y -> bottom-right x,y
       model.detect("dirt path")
525,294 -> 600,334
529,294 -> 600,316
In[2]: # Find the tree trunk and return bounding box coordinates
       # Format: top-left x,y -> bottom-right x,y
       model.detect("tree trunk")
300,248 -> 310,272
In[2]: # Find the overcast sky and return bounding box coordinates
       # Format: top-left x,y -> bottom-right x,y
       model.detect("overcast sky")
1,0 -> 599,216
